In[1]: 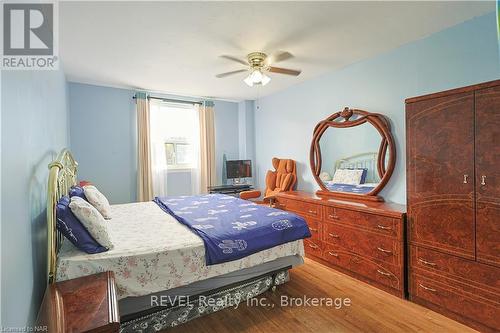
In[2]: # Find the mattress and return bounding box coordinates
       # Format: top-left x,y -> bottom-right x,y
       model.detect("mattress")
56,201 -> 305,299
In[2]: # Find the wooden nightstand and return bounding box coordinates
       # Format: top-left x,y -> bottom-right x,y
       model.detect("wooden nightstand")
37,271 -> 120,333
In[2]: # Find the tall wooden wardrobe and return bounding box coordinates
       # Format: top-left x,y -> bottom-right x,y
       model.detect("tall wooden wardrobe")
406,80 -> 500,333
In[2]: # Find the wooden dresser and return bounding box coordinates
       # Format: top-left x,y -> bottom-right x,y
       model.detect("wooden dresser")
406,80 -> 500,332
275,191 -> 406,298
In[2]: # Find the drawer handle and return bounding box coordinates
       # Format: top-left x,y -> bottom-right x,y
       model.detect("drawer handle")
308,209 -> 317,214
308,243 -> 319,249
377,224 -> 392,230
309,227 -> 318,232
418,258 -> 436,267
377,247 -> 392,254
328,214 -> 339,220
327,251 -> 339,257
376,269 -> 392,277
419,283 -> 437,292
328,233 -> 340,239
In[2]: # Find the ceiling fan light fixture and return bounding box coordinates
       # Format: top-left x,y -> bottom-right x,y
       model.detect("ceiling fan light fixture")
250,69 -> 263,83
243,75 -> 254,87
243,69 -> 270,87
261,74 -> 271,86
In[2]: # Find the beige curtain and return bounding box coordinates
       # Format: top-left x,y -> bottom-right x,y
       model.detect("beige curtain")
199,101 -> 216,193
136,92 -> 153,201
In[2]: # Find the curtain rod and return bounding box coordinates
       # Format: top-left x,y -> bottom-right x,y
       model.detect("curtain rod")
133,95 -> 203,105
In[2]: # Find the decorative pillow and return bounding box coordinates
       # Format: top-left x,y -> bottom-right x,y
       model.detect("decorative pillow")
69,185 -> 87,201
79,180 -> 92,187
319,172 -> 332,182
331,168 -> 365,185
56,196 -> 108,254
69,197 -> 113,249
83,185 -> 112,219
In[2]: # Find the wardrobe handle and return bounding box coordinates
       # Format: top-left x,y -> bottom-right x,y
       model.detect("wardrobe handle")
309,227 -> 318,232
463,174 -> 469,184
328,233 -> 340,239
308,209 -> 317,214
328,214 -> 339,220
377,247 -> 392,254
377,224 -> 392,230
308,243 -> 319,249
481,175 -> 486,186
419,283 -> 437,292
418,258 -> 436,267
327,251 -> 339,257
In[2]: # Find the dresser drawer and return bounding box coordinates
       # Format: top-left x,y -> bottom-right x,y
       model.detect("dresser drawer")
410,246 -> 500,296
325,206 -> 400,239
281,199 -> 322,219
304,239 -> 323,257
304,217 -> 322,242
323,223 -> 401,266
323,245 -> 402,291
411,272 -> 500,330
274,197 -> 288,210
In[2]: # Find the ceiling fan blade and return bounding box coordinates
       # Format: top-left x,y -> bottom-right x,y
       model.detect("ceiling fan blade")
216,69 -> 248,78
220,55 -> 248,66
268,51 -> 294,64
268,67 -> 301,76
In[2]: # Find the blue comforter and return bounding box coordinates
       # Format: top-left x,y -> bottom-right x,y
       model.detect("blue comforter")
154,194 -> 311,265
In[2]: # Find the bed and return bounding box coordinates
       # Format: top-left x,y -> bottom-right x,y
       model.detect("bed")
47,149 -> 307,332
321,152 -> 381,193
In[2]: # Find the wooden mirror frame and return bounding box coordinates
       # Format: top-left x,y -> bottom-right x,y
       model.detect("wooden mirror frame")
310,107 -> 396,202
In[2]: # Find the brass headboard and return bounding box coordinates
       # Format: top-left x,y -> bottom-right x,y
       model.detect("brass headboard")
47,149 -> 78,284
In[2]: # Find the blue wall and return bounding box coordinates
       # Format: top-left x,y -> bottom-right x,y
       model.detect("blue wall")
254,12 -> 500,204
1,69 -> 69,327
68,83 -> 240,202
238,100 -> 256,185
69,83 -> 137,204
215,100 -> 240,184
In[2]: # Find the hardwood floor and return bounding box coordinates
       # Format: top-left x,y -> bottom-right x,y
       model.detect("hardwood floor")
168,258 -> 477,333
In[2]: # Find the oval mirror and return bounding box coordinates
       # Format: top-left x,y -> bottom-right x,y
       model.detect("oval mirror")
310,108 -> 396,202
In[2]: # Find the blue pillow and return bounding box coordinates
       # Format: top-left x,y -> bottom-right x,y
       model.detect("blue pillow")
360,168 -> 368,184
56,196 -> 108,254
69,185 -> 87,201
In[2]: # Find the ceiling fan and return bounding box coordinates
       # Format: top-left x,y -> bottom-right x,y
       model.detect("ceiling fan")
216,51 -> 301,87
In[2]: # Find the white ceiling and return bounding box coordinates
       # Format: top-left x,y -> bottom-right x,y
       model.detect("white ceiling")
60,1 -> 494,101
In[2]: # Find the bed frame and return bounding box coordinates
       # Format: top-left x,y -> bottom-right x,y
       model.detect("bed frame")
46,148 -> 78,284
46,149 -> 295,331
334,152 -> 380,183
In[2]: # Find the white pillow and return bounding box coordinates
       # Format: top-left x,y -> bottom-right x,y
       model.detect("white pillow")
83,185 -> 112,219
69,196 -> 113,249
331,169 -> 365,185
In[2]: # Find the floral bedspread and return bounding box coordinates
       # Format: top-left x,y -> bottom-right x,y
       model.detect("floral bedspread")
56,201 -> 304,299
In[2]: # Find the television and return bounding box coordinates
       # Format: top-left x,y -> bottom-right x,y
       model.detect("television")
226,160 -> 252,179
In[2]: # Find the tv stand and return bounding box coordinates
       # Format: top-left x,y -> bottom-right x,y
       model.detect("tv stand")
207,184 -> 253,196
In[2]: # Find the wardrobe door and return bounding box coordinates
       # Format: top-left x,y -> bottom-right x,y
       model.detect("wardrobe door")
407,92 -> 475,259
475,85 -> 500,267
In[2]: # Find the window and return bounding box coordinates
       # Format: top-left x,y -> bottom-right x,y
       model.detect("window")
150,101 -> 199,170
165,140 -> 192,167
